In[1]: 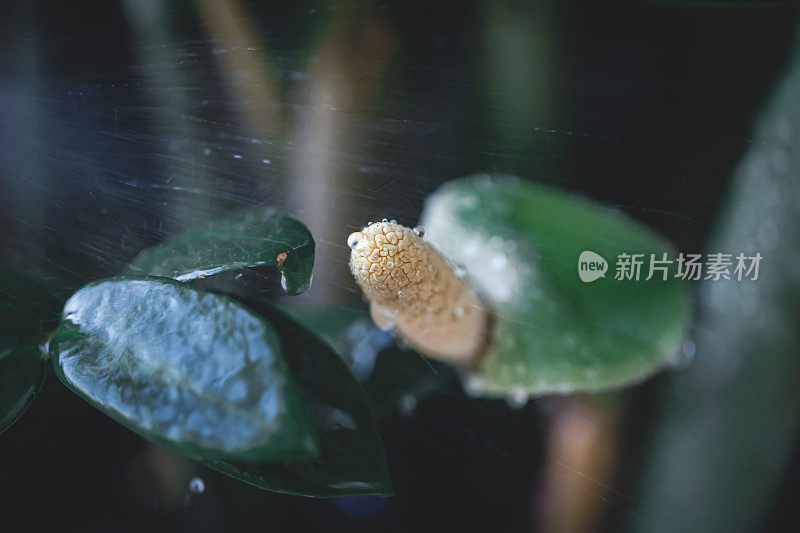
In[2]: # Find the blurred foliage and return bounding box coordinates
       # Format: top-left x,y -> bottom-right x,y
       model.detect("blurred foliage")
631,28 -> 800,533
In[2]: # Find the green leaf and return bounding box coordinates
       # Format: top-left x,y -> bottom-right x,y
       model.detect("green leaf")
0,304 -> 46,434
420,175 -> 691,396
196,299 -> 392,497
49,277 -> 319,463
125,207 -> 314,295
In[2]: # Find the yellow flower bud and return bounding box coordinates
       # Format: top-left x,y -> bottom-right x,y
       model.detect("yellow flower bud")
348,220 -> 489,366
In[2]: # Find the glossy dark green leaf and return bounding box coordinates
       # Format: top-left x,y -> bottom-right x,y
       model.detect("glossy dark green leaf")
0,304 -> 46,434
285,303 -> 460,420
420,175 -> 691,396
49,277 -> 318,462
196,299 -> 392,497
126,207 -> 314,295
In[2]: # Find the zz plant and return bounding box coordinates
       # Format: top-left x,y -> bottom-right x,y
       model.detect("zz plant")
0,175 -> 690,497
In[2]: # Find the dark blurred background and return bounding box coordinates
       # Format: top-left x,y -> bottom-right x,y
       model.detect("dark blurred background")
1,1 -> 799,531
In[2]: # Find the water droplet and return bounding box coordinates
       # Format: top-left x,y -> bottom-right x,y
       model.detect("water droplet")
399,394 -> 417,416
554,383 -> 574,395
347,232 -> 362,250
465,375 -> 486,397
389,219 -> 397,224
189,477 -> 205,494
491,254 -> 508,270
412,225 -> 425,237
38,334 -> 52,360
280,273 -> 288,292
506,387 -> 529,408
381,218 -> 388,223
669,338 -> 696,370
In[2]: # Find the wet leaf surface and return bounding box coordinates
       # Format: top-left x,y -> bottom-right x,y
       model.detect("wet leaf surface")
196,299 -> 392,497
49,277 -> 318,462
421,175 -> 691,396
125,207 -> 314,295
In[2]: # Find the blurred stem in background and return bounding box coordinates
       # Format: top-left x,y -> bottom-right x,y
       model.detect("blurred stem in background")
197,0 -> 283,144
0,2 -> 48,281
631,20 -> 800,533
478,0 -> 565,179
481,3 -> 622,531
125,0 -> 217,231
534,394 -> 622,533
287,7 -> 397,302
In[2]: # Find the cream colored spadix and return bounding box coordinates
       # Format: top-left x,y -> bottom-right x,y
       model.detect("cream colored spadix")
347,221 -> 489,366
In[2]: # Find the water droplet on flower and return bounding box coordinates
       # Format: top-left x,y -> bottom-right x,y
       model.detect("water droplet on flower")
412,225 -> 425,237
381,218 -> 388,223
189,477 -> 205,494
347,232 -> 362,250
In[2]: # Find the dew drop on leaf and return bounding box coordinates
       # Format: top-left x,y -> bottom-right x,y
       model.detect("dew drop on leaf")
189,477 -> 205,494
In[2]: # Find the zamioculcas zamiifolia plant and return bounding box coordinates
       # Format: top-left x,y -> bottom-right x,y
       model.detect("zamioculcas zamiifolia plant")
0,175 -> 690,496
